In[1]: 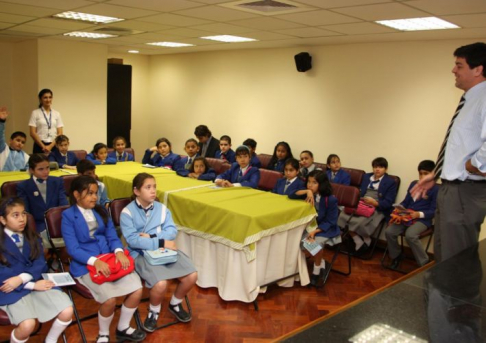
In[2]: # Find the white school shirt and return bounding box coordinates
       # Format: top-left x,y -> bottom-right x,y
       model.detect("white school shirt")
5,228 -> 35,290
28,108 -> 64,143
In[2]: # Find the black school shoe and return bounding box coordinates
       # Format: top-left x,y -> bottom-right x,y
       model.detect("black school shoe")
309,273 -> 319,287
168,303 -> 192,322
353,243 -> 369,257
390,253 -> 405,270
115,327 -> 146,342
143,311 -> 158,332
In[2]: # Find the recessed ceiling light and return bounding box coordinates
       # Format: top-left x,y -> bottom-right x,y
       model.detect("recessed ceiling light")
128,50 -> 139,54
54,11 -> 124,24
376,17 -> 459,31
200,35 -> 257,43
147,42 -> 194,47
64,32 -> 117,39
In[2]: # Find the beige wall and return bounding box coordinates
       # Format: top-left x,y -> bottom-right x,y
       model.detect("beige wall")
0,42 -> 13,133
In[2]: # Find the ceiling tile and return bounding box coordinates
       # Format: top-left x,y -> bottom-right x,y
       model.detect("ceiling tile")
175,5 -> 258,21
0,21 -> 14,29
0,0 -> 93,10
290,0 -> 393,9
0,12 -> 35,24
106,0 -> 203,12
138,12 -> 212,26
156,27 -> 213,37
332,2 -> 429,21
322,22 -> 396,34
7,24 -> 66,35
274,27 -> 341,37
25,18 -> 95,30
191,0 -> 233,3
231,17 -> 305,30
0,3 -> 58,17
277,9 -> 361,26
442,13 -> 486,28
404,0 -> 486,16
75,3 -> 159,19
242,30 -> 296,40
3,28 -> 42,36
102,20 -> 174,32
191,22 -> 254,34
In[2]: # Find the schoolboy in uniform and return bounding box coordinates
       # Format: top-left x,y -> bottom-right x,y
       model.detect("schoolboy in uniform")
175,138 -> 200,177
243,138 -> 261,168
215,146 -> 260,189
0,108 -> 29,172
215,135 -> 236,163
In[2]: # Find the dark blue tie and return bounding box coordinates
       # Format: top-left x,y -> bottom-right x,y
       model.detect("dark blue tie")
11,233 -> 20,243
369,180 -> 380,189
37,178 -> 45,184
237,170 -> 243,182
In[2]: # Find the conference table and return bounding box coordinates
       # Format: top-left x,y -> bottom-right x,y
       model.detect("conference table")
0,162 -> 316,303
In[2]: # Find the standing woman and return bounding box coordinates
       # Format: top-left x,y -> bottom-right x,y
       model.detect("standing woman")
29,89 -> 64,154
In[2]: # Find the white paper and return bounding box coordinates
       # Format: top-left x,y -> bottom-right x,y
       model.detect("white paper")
42,272 -> 76,286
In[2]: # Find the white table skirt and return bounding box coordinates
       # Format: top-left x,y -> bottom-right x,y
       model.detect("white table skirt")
176,224 -> 310,303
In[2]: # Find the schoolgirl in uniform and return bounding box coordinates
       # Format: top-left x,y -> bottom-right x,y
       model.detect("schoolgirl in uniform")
108,136 -> 134,162
142,138 -> 181,169
272,158 -> 305,196
290,171 -> 340,286
120,173 -> 197,332
326,154 -> 351,186
0,197 -> 73,343
299,150 -> 322,179
178,157 -> 216,181
337,157 -> 397,256
267,141 -> 293,173
61,176 -> 146,343
48,135 -> 79,169
87,143 -> 117,165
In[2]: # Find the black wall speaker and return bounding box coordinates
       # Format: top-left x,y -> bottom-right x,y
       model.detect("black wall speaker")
294,52 -> 312,72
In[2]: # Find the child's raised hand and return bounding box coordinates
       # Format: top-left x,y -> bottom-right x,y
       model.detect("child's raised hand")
149,146 -> 157,152
115,251 -> 131,270
164,240 -> 177,250
33,280 -> 55,291
0,276 -> 22,293
94,259 -> 111,277
0,107 -> 8,121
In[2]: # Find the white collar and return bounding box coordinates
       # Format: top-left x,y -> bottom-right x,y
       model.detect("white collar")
135,198 -> 154,211
286,177 -> 297,184
4,228 -> 22,239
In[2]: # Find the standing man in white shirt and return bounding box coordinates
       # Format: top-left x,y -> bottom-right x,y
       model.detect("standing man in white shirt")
412,42 -> 486,262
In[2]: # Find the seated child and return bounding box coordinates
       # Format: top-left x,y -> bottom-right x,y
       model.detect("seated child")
267,141 -> 293,173
326,154 -> 351,186
48,135 -> 79,170
77,159 -> 111,208
215,145 -> 260,189
142,138 -> 181,169
120,173 -> 197,331
108,136 -> 134,162
290,171 -> 340,286
179,157 -> 216,181
87,143 -> 117,165
299,150 -> 322,179
0,197 -> 73,343
243,138 -> 261,168
385,160 -> 438,268
61,176 -> 146,343
272,158 -> 305,196
337,157 -> 397,256
215,135 -> 235,163
175,138 -> 200,176
17,154 -> 68,240
0,108 -> 29,172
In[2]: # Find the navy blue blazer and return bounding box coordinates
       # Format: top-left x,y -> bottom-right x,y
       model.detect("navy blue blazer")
17,176 -> 69,232
61,205 -> 123,278
198,137 -> 220,158
401,180 -> 438,228
216,163 -> 260,189
86,153 -> 117,165
327,169 -> 351,186
175,156 -> 194,177
272,177 -> 306,196
215,149 -> 236,164
360,173 -> 398,217
316,195 -> 340,238
142,150 -> 181,169
267,159 -> 285,173
48,150 -> 79,168
250,154 -> 262,168
0,235 -> 47,305
108,151 -> 134,162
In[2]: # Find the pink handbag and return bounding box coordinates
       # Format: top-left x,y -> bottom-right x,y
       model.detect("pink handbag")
355,200 -> 376,218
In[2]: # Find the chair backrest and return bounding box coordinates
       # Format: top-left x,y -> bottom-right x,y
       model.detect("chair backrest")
387,174 -> 401,195
332,183 -> 360,209
1,180 -> 21,198
107,148 -> 135,160
341,167 -> 365,188
206,157 -> 231,175
109,198 -> 131,227
44,205 -> 70,240
61,175 -> 77,199
258,169 -> 283,191
71,150 -> 87,161
314,162 -> 327,171
257,154 -> 272,169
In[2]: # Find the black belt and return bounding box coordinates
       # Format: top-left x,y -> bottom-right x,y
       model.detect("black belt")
441,179 -> 486,184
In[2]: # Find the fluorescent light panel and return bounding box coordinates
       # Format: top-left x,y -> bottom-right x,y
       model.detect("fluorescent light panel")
128,50 -> 139,54
376,17 -> 459,31
64,32 -> 117,39
147,42 -> 194,47
200,35 -> 256,43
54,11 -> 124,24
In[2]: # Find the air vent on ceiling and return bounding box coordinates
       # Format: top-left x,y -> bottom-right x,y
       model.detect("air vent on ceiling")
94,27 -> 143,36
221,0 -> 312,16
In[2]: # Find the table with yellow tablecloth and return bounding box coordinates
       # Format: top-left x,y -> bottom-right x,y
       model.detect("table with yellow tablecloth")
0,162 -> 315,302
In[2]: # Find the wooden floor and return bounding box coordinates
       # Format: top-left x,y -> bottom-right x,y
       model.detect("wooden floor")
0,248 -> 423,342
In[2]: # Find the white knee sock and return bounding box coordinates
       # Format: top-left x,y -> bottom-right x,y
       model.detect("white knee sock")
98,311 -> 114,336
149,303 -> 161,318
10,329 -> 28,343
45,318 -> 72,343
170,295 -> 183,311
117,304 -> 136,334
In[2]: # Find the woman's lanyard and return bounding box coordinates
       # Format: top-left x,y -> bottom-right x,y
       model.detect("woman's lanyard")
40,108 -> 52,131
